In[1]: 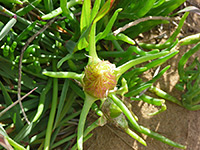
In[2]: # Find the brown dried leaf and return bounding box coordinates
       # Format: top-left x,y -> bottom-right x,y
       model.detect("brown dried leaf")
0,134 -> 14,150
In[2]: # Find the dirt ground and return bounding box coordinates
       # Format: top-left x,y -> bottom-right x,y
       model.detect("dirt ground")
84,1 -> 200,150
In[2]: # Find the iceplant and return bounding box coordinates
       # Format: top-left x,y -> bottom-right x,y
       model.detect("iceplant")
43,2 -> 169,148
43,23 -> 169,150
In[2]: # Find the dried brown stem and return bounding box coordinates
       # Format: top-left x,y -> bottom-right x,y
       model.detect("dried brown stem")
17,17 -> 57,124
0,87 -> 38,118
0,134 -> 14,150
113,16 -> 170,36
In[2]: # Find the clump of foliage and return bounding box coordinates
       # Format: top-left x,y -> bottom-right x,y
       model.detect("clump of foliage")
177,41 -> 200,110
156,34 -> 200,110
0,0 -> 199,149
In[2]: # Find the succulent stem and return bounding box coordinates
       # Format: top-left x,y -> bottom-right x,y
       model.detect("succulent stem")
43,71 -> 83,82
88,23 -> 100,64
125,128 -> 147,146
109,93 -> 141,132
77,93 -> 97,150
116,51 -> 169,79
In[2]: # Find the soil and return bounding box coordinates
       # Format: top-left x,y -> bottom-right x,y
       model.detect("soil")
84,1 -> 200,150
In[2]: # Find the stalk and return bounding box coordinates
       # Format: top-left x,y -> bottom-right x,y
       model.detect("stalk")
109,93 -> 141,132
116,51 -> 169,78
149,86 -> 182,106
6,136 -> 26,150
139,126 -> 186,149
44,60 -> 58,150
125,128 -> 146,146
88,23 -> 100,64
43,71 -> 83,82
77,93 -> 97,150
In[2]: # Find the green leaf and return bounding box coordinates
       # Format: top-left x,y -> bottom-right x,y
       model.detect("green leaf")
90,0 -> 102,23
0,81 -> 24,133
93,0 -> 115,24
44,0 -> 53,12
96,8 -> 122,42
166,12 -> 189,43
57,54 -> 73,69
53,79 -> 69,129
116,33 -> 135,45
147,0 -> 186,16
0,0 -> 22,4
0,16 -> 17,41
16,21 -> 37,42
80,0 -> 91,32
152,0 -> 165,8
74,24 -> 92,51
16,0 -> 42,16
135,0 -> 156,17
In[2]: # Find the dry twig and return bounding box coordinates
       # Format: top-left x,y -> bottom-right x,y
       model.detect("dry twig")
113,16 -> 170,36
0,87 -> 38,117
17,17 -> 57,124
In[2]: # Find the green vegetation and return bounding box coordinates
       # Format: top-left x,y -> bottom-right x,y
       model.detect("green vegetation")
0,0 -> 200,149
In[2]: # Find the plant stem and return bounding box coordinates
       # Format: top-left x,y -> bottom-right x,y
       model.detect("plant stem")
178,42 -> 200,80
43,71 -> 83,82
0,5 -> 30,26
42,0 -> 82,20
88,23 -> 100,64
73,117 -> 105,150
60,0 -> 80,40
149,86 -> 182,106
109,93 -> 141,132
139,126 -> 186,149
116,51 -> 169,78
179,33 -> 200,46
0,87 -> 37,118
6,136 -> 26,150
32,79 -> 52,123
77,93 -> 97,150
44,60 -> 58,150
125,128 -> 146,146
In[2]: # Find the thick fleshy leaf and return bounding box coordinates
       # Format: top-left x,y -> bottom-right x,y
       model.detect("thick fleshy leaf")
80,0 -> 91,32
93,0 -> 115,24
96,8 -> 122,41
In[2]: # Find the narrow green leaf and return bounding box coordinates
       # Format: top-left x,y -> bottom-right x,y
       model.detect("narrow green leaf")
80,0 -> 91,32
16,21 -> 37,42
93,0 -> 115,24
53,79 -> 69,129
135,0 -> 156,17
43,71 -> 83,82
116,33 -> 135,45
0,0 -> 22,4
42,7 -> 62,20
166,12 -> 189,43
75,24 -> 92,51
152,0 -> 165,8
96,8 -> 122,41
42,0 -> 82,20
16,0 -> 42,16
0,81 -> 24,132
57,54 -> 73,69
90,0 -> 101,22
44,0 -> 53,12
0,16 -> 17,41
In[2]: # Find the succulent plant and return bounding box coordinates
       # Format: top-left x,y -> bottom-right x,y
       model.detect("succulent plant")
42,0 -> 186,149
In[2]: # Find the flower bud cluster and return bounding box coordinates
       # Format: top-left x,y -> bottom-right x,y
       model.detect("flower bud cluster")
83,60 -> 117,99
